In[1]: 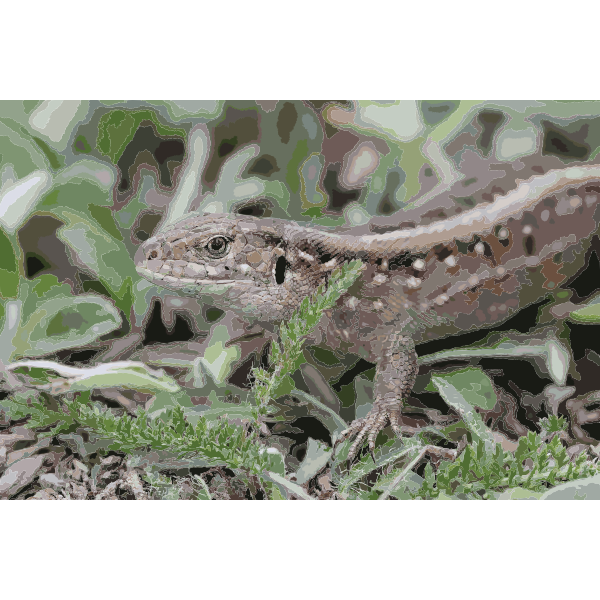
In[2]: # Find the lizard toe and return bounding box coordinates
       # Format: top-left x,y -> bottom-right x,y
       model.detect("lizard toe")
334,417 -> 366,448
339,399 -> 405,466
389,408 -> 402,438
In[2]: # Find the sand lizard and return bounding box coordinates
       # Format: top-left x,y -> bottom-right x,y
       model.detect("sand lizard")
135,165 -> 600,461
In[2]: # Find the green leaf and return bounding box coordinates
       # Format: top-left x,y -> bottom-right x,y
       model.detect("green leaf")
426,367 -> 497,410
431,374 -> 497,452
372,470 -> 424,499
0,171 -> 51,235
496,487 -> 543,500
263,471 -> 314,500
540,474 -> 600,500
0,229 -> 20,298
65,363 -> 180,394
290,388 -> 348,436
143,470 -> 181,500
294,437 -> 333,485
6,275 -> 121,359
260,448 -> 286,477
569,296 -> 600,325
192,475 -> 212,500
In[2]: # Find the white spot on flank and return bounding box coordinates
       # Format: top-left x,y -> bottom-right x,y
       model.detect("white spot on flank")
498,227 -> 509,239
468,275 -> 479,286
540,210 -> 550,222
298,250 -> 315,262
570,196 -> 582,208
556,197 -> 574,216
373,273 -> 387,284
406,276 -> 421,288
585,195 -> 598,207
412,258 -> 426,270
435,294 -> 449,305
444,255 -> 456,267
373,301 -> 383,310
489,306 -> 496,312
474,242 -> 485,254
322,258 -> 337,269
522,225 -> 532,235
239,264 -> 251,274
496,266 -> 506,275
346,296 -> 359,309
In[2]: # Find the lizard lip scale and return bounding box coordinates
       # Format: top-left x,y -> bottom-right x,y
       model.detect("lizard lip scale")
135,265 -> 254,287
133,165 -> 600,464
135,244 -> 252,289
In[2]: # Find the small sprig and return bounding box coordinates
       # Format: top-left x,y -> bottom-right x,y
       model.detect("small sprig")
252,259 -> 364,418
414,432 -> 600,499
0,261 -> 364,497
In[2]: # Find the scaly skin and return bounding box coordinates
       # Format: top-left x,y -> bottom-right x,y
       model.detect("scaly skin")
135,166 -> 600,462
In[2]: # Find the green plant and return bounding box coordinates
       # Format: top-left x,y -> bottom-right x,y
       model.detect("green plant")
0,260 -> 365,499
333,366 -> 600,500
251,260 -> 364,419
414,433 -> 599,500
3,257 -> 600,500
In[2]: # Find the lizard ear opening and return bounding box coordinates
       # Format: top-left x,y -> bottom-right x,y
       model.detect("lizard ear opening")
275,255 -> 288,285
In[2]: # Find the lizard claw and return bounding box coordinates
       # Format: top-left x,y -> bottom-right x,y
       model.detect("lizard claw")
370,449 -> 376,465
331,419 -> 366,472
390,411 -> 402,441
334,398 -> 403,465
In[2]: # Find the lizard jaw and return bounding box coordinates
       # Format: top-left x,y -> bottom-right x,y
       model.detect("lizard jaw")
135,266 -> 241,287
135,265 -> 243,297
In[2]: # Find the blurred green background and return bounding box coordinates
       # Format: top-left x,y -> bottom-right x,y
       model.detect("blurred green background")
3,100 -> 600,464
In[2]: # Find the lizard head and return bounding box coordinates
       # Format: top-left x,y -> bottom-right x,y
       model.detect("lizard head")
135,213 -> 327,321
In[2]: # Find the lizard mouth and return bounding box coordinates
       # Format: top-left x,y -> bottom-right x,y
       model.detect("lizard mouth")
135,265 -> 254,287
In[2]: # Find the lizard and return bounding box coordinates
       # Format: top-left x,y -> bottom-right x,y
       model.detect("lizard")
135,165 -> 600,463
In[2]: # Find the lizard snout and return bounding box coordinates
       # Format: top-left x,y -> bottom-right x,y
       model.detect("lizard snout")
138,241 -> 163,262
133,245 -> 146,267
134,242 -> 150,267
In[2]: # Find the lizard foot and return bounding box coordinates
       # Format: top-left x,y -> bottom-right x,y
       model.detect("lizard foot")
334,398 -> 403,465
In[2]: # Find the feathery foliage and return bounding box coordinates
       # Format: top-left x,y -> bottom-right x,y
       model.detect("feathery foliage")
0,261 -> 364,496
3,259 -> 600,500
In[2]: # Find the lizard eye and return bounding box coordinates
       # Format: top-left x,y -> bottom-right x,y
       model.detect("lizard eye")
206,236 -> 230,258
